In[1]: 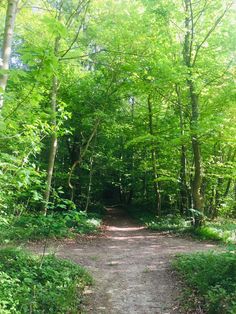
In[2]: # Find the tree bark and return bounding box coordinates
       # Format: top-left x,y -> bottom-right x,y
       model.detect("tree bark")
85,149 -> 94,212
43,36 -> 60,215
68,119 -> 99,201
0,0 -> 19,110
189,80 -> 204,218
183,0 -> 204,226
147,95 -> 161,215
175,85 -> 189,214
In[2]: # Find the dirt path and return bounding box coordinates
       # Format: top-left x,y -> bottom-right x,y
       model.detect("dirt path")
29,208 -> 216,314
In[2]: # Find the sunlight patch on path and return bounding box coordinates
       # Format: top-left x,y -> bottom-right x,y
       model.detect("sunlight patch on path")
106,226 -> 146,231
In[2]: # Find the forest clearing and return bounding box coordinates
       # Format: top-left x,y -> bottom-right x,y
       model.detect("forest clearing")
0,0 -> 235,313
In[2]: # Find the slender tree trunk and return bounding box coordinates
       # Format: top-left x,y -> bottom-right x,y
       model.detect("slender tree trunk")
147,95 -> 161,215
68,120 -> 99,201
129,97 -> 135,204
224,149 -> 236,197
43,37 -> 60,215
85,151 -> 94,212
183,0 -> 204,226
189,80 -> 204,219
0,0 -> 19,110
214,148 -> 236,213
142,172 -> 147,200
175,85 -> 189,214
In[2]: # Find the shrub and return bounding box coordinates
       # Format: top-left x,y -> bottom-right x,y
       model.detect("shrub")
146,214 -> 190,231
173,251 -> 236,313
0,248 -> 92,313
130,210 -> 191,232
187,219 -> 236,243
0,210 -> 101,243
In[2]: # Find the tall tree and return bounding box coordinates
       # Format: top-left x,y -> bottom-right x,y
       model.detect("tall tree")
147,95 -> 161,215
43,0 -> 90,213
0,0 -> 19,110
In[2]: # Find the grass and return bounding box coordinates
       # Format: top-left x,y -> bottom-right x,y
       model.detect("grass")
131,210 -> 236,313
173,251 -> 236,314
129,210 -> 191,232
130,209 -> 236,244
0,247 -> 92,313
190,219 -> 236,243
0,211 -> 99,312
0,210 -> 101,244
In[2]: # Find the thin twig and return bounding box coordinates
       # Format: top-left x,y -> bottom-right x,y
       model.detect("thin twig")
3,83 -> 36,121
192,2 -> 233,66
60,0 -> 90,59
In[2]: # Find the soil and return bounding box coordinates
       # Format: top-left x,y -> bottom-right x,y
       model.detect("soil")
28,208 -> 217,314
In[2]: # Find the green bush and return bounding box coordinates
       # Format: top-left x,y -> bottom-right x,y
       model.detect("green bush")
173,251 -> 236,313
186,219 -> 236,243
146,214 -> 190,231
130,210 -> 190,232
128,208 -> 236,245
189,226 -> 222,241
0,248 -> 92,313
0,210 -> 101,243
63,210 -> 101,234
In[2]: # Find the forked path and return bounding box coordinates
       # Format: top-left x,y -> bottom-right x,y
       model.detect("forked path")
30,208 -> 216,314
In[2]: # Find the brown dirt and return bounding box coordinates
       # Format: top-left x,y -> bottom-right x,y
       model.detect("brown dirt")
28,208 -> 217,314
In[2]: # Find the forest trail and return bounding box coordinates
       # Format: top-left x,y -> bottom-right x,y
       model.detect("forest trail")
30,208 -> 216,314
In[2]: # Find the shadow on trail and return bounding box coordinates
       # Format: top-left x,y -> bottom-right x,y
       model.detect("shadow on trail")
29,207 -> 217,314
103,206 -> 145,230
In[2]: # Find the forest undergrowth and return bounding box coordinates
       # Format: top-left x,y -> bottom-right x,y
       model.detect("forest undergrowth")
0,210 -> 101,244
0,247 -> 92,314
0,0 -> 235,312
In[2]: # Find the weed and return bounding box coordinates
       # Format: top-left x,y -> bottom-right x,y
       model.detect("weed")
173,251 -> 236,313
0,210 -> 101,244
0,247 -> 92,313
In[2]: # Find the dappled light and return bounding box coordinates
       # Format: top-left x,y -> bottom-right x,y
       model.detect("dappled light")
0,0 -> 235,312
28,208 -> 220,313
106,226 -> 146,232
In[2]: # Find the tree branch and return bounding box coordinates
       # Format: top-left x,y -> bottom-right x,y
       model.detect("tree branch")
60,0 -> 90,59
192,2 -> 233,66
68,119 -> 100,190
3,83 -> 36,121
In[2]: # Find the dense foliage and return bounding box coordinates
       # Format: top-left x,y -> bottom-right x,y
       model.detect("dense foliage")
0,248 -> 92,313
131,210 -> 236,243
173,251 -> 236,313
0,211 -> 101,243
0,0 -> 235,224
0,1 -> 235,312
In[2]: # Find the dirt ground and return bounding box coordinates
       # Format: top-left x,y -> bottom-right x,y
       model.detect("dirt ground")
29,208 -> 216,314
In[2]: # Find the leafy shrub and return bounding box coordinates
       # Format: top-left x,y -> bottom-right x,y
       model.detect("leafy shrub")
131,209 -> 236,245
187,219 -> 236,243
63,210 -> 101,234
0,248 -> 92,313
0,210 -> 101,243
173,251 -> 236,313
130,210 -> 190,232
146,214 -> 190,231
189,226 -> 222,241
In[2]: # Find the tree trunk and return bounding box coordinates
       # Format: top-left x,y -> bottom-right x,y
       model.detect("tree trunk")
0,0 -> 19,110
183,0 -> 204,226
175,85 -> 189,214
147,95 -> 161,215
85,152 -> 94,212
43,37 -> 60,215
68,120 -> 99,201
189,79 -> 204,221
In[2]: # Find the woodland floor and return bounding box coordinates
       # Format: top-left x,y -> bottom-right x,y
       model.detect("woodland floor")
28,208 -> 217,314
